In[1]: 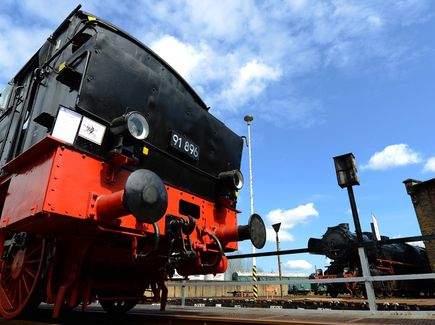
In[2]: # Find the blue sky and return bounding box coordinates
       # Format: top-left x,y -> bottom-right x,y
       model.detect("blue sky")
1,1 -> 434,274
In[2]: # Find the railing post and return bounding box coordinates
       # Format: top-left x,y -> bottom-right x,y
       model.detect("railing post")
358,247 -> 377,312
181,280 -> 186,307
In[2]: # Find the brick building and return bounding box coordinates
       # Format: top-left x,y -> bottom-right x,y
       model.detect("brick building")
403,178 -> 435,272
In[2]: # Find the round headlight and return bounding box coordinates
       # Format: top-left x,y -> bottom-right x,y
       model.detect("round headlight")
127,113 -> 149,140
218,170 -> 244,190
233,170 -> 244,190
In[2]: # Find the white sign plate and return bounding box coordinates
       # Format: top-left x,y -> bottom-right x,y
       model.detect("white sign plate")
78,116 -> 106,145
52,106 -> 82,144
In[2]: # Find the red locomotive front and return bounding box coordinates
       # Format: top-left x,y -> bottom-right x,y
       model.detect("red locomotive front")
0,6 -> 265,319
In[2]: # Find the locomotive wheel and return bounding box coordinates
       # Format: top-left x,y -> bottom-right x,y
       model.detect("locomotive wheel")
99,299 -> 137,314
0,236 -> 47,319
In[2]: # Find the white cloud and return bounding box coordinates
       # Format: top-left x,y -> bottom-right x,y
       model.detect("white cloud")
150,35 -> 207,82
267,203 -> 319,228
423,157 -> 435,172
1,1 -> 432,123
90,0 -> 435,119
284,259 -> 313,270
266,228 -> 294,242
265,203 -> 319,242
0,27 -> 51,82
21,0 -> 77,23
149,36 -> 281,110
182,0 -> 256,42
361,144 -> 422,170
220,60 -> 281,108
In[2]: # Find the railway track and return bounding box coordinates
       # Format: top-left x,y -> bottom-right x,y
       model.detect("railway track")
165,296 -> 435,311
0,305 -> 433,325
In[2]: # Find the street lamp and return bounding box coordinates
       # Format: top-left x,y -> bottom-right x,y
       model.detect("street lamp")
272,223 -> 283,298
244,114 -> 258,299
332,153 -> 377,311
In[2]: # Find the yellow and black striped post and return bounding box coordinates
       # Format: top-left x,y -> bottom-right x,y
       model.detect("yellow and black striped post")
252,264 -> 258,299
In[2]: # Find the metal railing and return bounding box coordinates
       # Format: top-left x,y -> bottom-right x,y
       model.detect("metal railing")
166,272 -> 435,315
165,233 -> 435,313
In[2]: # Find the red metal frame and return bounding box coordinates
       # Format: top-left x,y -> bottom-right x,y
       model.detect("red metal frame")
0,136 -> 240,317
1,137 -> 239,242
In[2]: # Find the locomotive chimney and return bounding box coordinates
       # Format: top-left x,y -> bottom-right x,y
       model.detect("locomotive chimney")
214,213 -> 266,249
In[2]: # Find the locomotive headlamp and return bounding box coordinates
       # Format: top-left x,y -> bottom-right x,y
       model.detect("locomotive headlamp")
110,111 -> 149,140
126,112 -> 149,140
218,170 -> 244,190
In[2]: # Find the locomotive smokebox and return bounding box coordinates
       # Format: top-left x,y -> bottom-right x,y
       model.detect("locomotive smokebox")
307,238 -> 324,255
123,169 -> 168,224
215,213 -> 266,249
96,169 -> 168,224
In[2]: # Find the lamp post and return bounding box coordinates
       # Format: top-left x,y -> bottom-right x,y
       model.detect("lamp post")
333,153 -> 377,311
272,223 -> 283,298
244,114 -> 258,299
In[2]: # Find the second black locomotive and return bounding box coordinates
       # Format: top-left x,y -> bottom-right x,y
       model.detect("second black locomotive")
308,223 -> 433,297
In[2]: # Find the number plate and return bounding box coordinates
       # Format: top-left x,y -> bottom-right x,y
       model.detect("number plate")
170,131 -> 200,160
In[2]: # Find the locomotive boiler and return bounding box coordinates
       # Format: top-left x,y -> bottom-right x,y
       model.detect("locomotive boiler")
0,6 -> 266,319
308,223 -> 432,298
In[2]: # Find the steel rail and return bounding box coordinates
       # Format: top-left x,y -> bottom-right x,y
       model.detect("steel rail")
130,307 -> 435,325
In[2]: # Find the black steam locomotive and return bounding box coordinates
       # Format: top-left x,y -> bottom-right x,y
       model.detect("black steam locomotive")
308,223 -> 433,297
0,6 -> 266,319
